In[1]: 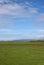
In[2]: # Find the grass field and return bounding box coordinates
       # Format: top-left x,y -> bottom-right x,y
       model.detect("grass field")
0,41 -> 44,65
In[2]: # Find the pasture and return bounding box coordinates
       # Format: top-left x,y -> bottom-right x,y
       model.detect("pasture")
0,41 -> 44,65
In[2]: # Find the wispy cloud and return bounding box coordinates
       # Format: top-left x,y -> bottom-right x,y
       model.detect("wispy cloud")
28,8 -> 38,14
0,1 -> 38,18
0,28 -> 13,33
0,29 -> 44,40
35,13 -> 44,22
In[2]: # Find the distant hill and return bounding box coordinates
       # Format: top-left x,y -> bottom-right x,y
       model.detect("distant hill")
0,39 -> 44,42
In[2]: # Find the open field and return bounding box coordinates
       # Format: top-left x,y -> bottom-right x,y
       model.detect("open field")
0,41 -> 44,65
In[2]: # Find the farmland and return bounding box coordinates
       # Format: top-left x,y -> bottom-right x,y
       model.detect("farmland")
0,41 -> 44,65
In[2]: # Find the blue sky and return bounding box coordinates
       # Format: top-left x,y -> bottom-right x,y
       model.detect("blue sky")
0,0 -> 44,40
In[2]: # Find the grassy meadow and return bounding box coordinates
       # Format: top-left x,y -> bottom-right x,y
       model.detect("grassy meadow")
0,41 -> 44,65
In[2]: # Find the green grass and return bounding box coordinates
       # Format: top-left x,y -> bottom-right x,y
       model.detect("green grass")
0,41 -> 44,65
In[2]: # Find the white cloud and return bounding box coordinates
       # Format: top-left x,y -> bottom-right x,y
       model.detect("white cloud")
0,21 -> 10,26
0,2 -> 38,18
0,16 -> 13,27
0,0 -> 4,2
0,30 -> 44,40
39,30 -> 44,32
0,29 -> 12,33
37,35 -> 44,38
0,0 -> 9,3
35,13 -> 44,22
29,8 -> 38,14
36,30 -> 44,35
0,4 -> 31,17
